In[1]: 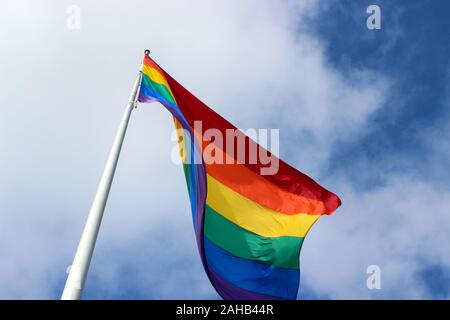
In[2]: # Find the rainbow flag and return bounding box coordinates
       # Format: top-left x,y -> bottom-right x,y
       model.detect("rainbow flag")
138,54 -> 341,300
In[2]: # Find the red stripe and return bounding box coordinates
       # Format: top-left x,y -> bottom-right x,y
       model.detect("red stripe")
153,58 -> 341,214
189,128 -> 330,215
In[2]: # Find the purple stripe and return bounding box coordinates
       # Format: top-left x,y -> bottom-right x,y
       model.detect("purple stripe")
208,269 -> 285,300
138,96 -> 159,104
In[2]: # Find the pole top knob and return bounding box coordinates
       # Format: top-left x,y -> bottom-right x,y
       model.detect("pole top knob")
144,49 -> 150,56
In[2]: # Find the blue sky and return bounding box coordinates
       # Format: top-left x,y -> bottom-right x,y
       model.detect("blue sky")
317,1 -> 450,186
0,0 -> 449,300
301,0 -> 450,299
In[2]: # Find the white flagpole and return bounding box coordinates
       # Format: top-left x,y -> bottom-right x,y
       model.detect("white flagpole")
61,67 -> 143,300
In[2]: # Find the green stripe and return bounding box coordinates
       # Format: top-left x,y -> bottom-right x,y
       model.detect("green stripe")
204,205 -> 303,269
141,73 -> 176,105
182,162 -> 191,189
180,129 -> 191,189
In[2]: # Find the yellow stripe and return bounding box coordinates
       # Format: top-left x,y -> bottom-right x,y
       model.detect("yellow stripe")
206,174 -> 320,237
173,118 -> 188,163
142,65 -> 174,97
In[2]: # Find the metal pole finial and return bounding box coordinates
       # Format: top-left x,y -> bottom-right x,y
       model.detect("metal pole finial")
144,49 -> 150,56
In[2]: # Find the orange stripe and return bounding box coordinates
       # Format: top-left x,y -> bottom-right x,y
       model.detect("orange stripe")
190,129 -> 329,215
206,161 -> 329,215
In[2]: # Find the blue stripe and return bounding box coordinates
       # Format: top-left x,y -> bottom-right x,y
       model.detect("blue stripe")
204,237 -> 299,299
140,85 -> 176,112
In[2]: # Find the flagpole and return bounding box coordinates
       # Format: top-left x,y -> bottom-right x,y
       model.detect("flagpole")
61,66 -> 143,300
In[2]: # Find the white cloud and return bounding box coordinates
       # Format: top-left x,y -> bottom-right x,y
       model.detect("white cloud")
0,0 -> 448,299
302,173 -> 450,299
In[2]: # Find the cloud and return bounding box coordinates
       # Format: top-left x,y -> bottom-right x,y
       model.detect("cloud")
0,0 -> 448,299
301,172 -> 450,299
300,69 -> 450,299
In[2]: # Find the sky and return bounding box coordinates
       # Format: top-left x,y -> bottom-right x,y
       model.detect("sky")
0,0 -> 449,299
